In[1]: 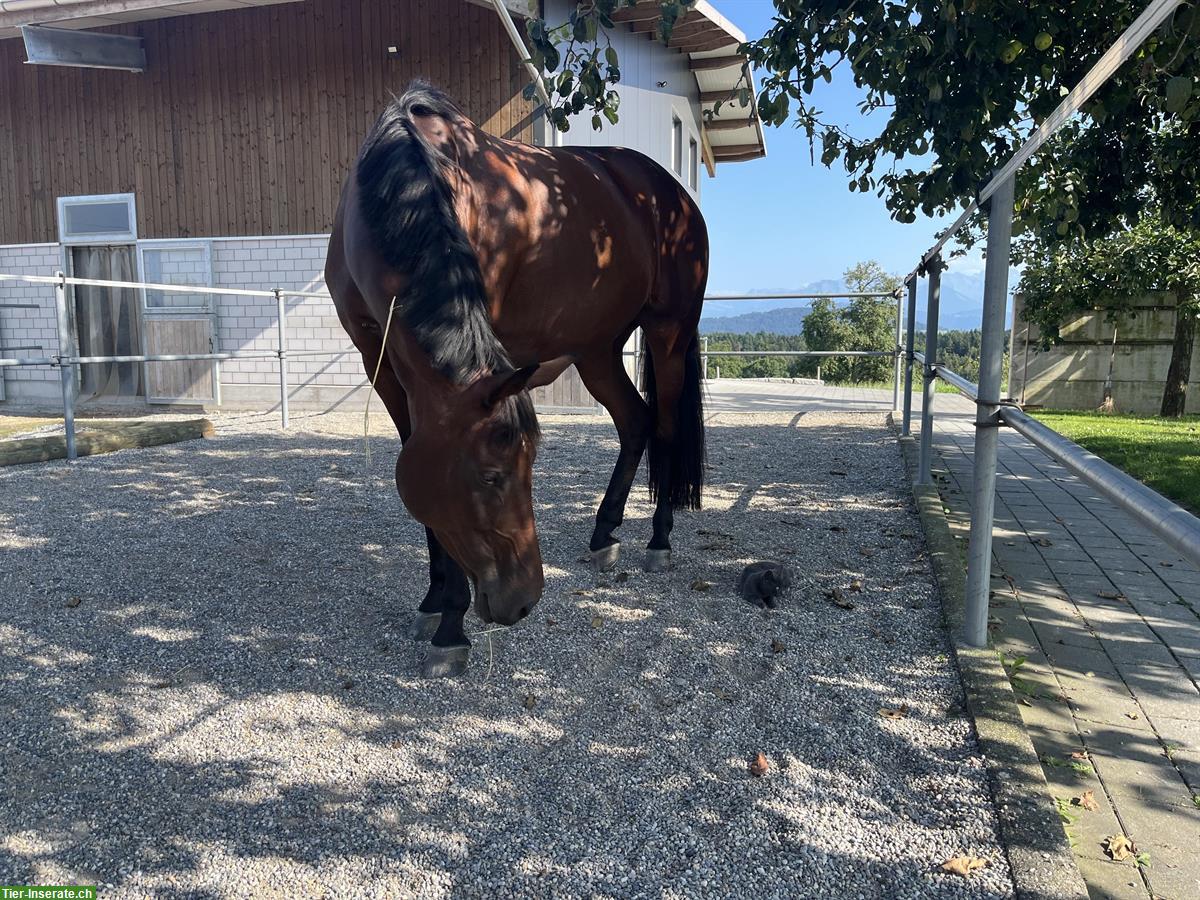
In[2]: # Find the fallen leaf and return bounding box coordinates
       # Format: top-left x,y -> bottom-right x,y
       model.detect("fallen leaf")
849,579 -> 863,592
1125,711 -> 1140,720
749,752 -> 769,777
1102,834 -> 1135,861
859,547 -> 877,557
342,678 -> 356,690
545,617 -> 558,626
940,854 -> 989,877
828,587 -> 855,610
829,469 -> 847,477
770,639 -> 786,654
1096,590 -> 1127,601
1035,537 -> 1054,547
878,704 -> 909,720
1158,561 -> 1174,568
571,589 -> 589,596
1073,789 -> 1099,812
1070,751 -> 1089,761
66,597 -> 82,609
614,572 -> 630,583
829,525 -> 845,533
590,615 -> 604,629
690,579 -> 711,592
523,694 -> 537,710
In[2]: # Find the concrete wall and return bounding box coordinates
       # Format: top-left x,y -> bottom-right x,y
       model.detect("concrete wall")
1010,293 -> 1200,415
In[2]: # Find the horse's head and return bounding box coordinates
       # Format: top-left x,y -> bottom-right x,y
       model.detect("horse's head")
395,364 -> 544,626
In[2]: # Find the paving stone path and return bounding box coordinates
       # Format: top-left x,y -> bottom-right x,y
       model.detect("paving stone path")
917,395 -> 1200,900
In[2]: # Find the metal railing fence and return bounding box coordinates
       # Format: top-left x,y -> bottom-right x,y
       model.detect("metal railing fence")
899,0 -> 1199,646
0,274 -> 904,455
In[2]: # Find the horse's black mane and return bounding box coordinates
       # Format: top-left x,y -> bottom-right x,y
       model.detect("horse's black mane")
355,81 -> 538,444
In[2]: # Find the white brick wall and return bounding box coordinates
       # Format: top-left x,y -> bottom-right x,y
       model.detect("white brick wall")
0,243 -> 64,403
0,235 -> 371,409
211,235 -> 369,404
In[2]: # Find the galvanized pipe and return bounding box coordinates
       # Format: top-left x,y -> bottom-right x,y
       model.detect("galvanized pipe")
901,278 -> 917,435
276,288 -> 290,430
891,291 -> 904,413
702,350 -> 892,358
705,292 -> 894,301
52,272 -> 77,461
933,364 -> 979,400
999,405 -> 1200,565
963,174 -> 1016,648
917,261 -> 943,484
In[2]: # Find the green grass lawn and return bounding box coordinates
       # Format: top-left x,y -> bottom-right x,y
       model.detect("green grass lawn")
1030,410 -> 1200,513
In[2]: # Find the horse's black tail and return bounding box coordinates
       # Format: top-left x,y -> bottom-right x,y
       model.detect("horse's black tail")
643,333 -> 705,510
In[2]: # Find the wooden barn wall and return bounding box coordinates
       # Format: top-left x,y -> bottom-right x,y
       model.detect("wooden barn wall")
0,0 -> 537,245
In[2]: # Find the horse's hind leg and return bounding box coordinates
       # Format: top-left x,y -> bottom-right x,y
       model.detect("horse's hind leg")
641,328 -> 705,572
576,345 -> 652,571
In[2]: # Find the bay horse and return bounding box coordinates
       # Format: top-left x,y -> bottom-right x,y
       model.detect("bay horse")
325,82 -> 707,677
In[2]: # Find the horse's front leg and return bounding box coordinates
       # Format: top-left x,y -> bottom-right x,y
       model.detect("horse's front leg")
576,351 -> 652,571
417,529 -> 473,678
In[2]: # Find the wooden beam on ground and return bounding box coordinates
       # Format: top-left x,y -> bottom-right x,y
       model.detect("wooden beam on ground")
0,419 -> 215,467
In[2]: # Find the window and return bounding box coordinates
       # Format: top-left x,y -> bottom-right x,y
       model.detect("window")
671,115 -> 683,175
688,136 -> 699,190
138,242 -> 213,312
57,193 -> 137,244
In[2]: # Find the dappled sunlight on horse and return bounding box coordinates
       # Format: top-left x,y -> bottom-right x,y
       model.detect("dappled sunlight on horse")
325,81 -> 709,677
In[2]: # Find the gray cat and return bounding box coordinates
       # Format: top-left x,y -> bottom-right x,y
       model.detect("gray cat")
738,561 -> 792,609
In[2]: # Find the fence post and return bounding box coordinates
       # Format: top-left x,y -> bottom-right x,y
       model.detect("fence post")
701,335 -> 709,382
917,258 -> 943,484
52,271 -> 77,460
901,277 -> 918,435
275,288 -> 290,429
964,174 -> 1016,648
891,289 -> 904,414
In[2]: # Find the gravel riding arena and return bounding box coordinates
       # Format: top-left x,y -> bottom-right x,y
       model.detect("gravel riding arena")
0,409 -> 1016,898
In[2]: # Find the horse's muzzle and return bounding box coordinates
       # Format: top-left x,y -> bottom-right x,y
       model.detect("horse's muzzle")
476,578 -> 541,627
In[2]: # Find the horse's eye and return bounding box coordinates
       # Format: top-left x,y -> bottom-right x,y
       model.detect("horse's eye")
480,471 -> 503,487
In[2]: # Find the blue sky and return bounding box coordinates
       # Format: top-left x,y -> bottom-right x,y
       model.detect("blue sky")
702,0 -> 983,292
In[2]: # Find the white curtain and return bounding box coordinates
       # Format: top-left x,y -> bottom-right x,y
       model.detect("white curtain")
72,246 -> 142,398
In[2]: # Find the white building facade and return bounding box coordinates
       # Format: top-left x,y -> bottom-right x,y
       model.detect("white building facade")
0,0 -> 763,411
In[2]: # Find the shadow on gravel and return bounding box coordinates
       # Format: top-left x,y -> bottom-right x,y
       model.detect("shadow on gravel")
0,417 -> 1039,896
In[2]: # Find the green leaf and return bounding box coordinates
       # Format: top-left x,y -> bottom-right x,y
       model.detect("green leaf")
1165,76 -> 1192,114
1034,32 -> 1053,51
605,45 -> 619,68
592,114 -> 602,131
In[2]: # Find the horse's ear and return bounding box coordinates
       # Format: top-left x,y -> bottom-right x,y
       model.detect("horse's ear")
478,364 -> 539,410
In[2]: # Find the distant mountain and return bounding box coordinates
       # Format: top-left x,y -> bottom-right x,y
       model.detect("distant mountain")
700,271 -> 988,333
700,306 -> 812,335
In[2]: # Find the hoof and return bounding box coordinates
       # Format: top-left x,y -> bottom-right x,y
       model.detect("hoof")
422,645 -> 470,679
591,542 -> 621,572
407,612 -> 442,642
643,548 -> 672,572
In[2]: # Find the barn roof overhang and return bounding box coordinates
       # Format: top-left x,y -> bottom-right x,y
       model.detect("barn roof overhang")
0,0 -> 301,40
611,0 -> 766,173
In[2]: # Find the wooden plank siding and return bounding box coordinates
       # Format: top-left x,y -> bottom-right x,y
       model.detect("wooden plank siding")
0,0 -> 536,244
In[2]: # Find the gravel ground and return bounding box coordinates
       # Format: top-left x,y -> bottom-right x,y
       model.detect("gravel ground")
0,408 -> 1015,899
